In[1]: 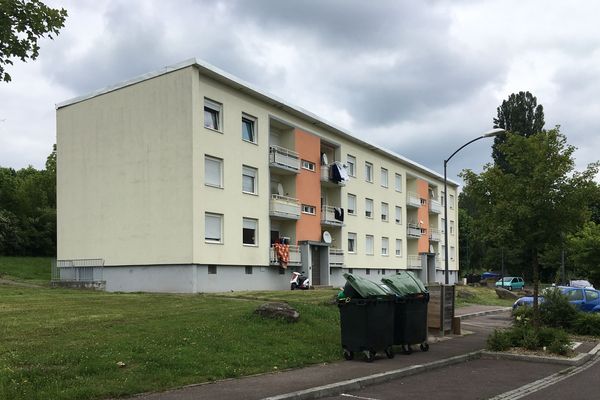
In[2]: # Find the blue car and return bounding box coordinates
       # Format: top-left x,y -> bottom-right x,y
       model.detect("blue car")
513,286 -> 600,313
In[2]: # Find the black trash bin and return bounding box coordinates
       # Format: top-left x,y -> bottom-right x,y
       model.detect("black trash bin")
338,273 -> 395,362
382,272 -> 430,354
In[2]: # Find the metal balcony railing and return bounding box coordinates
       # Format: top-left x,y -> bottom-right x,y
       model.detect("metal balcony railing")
269,194 -> 301,219
269,145 -> 300,172
269,244 -> 302,266
429,228 -> 441,242
429,199 -> 442,214
407,223 -> 424,238
321,205 -> 344,226
407,192 -> 422,208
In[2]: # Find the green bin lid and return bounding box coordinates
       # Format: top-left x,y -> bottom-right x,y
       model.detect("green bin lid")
381,271 -> 428,296
343,273 -> 389,298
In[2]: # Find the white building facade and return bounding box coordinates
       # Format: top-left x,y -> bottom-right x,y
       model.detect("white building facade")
56,59 -> 459,293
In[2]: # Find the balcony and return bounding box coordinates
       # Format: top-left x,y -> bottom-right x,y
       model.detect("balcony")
407,223 -> 425,239
429,228 -> 441,242
407,192 -> 423,208
269,194 -> 301,220
329,247 -> 344,266
270,244 -> 302,267
407,255 -> 422,269
320,163 -> 347,187
429,199 -> 442,214
269,145 -> 300,173
321,205 -> 344,227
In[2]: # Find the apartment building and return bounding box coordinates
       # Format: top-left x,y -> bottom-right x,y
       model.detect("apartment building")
56,59 -> 459,293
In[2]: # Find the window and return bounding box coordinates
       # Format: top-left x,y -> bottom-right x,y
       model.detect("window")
380,168 -> 388,187
242,165 -> 257,194
365,198 -> 373,218
242,218 -> 257,245
586,290 -> 599,301
347,194 -> 357,215
208,265 -> 217,274
450,246 -> 456,260
245,266 -> 253,274
242,114 -> 256,143
301,160 -> 316,171
365,234 -> 374,255
204,155 -> 223,188
441,191 -> 445,206
395,239 -> 402,256
366,269 -> 371,275
441,218 -> 446,233
205,213 -> 223,243
441,245 -> 446,260
381,202 -> 389,221
348,232 -> 357,253
347,154 -> 356,177
365,162 -> 373,182
395,173 -> 402,192
566,289 -> 584,301
381,269 -> 386,275
395,206 -> 402,224
449,194 -> 455,209
204,98 -> 222,131
348,268 -> 354,274
450,220 -> 455,235
302,204 -> 316,215
381,237 -> 389,256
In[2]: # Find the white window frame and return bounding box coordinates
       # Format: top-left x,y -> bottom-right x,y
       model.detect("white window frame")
348,232 -> 357,253
441,191 -> 445,206
301,159 -> 316,172
381,202 -> 389,222
450,220 -> 455,235
449,194 -> 455,209
302,204 -> 316,215
395,173 -> 402,192
365,198 -> 373,219
395,206 -> 402,224
365,162 -> 373,183
242,217 -> 258,246
204,98 -> 222,132
204,155 -> 223,188
205,212 -> 223,244
242,113 -> 257,143
242,165 -> 258,195
365,234 -> 374,255
380,168 -> 388,188
347,154 -> 356,177
395,239 -> 402,257
450,246 -> 456,260
441,218 -> 446,234
347,193 -> 357,215
381,237 -> 389,256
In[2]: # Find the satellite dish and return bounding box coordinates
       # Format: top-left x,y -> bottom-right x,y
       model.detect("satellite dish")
322,231 -> 332,244
277,183 -> 284,196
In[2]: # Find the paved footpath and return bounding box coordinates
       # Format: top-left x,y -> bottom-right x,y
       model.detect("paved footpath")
125,309 -> 510,400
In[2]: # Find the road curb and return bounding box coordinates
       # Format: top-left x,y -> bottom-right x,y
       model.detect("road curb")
262,351 -> 482,400
481,350 -> 591,366
458,307 -> 512,320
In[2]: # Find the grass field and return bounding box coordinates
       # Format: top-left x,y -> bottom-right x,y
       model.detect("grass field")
0,256 -> 52,285
455,285 -> 516,308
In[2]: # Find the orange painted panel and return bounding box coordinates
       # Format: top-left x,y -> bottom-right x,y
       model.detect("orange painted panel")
417,179 -> 430,253
295,129 -> 321,242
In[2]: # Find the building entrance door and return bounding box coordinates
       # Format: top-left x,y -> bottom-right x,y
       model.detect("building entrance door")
311,246 -> 321,285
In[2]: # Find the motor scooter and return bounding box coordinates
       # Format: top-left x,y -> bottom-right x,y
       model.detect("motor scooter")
290,271 -> 310,290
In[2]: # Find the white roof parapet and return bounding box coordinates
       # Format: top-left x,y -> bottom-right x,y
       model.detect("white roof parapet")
56,57 -> 460,187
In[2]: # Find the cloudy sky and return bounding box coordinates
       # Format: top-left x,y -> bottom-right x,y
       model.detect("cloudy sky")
1,0 -> 599,183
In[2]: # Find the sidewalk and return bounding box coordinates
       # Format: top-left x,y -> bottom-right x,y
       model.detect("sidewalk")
127,309 -> 507,400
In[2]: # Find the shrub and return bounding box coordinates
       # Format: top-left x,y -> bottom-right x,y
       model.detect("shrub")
571,313 -> 600,336
540,288 -> 578,329
522,329 -> 540,350
487,329 -> 512,351
512,306 -> 533,327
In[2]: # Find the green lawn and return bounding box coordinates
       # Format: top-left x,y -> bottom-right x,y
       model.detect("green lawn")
0,256 -> 52,285
0,285 -> 341,400
455,285 -> 516,308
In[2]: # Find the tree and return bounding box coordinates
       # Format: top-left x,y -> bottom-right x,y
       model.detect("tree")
461,128 -> 598,326
567,222 -> 600,286
492,91 -> 545,171
0,0 -> 67,82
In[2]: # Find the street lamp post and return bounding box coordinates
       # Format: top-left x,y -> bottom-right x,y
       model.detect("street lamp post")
443,128 -> 506,284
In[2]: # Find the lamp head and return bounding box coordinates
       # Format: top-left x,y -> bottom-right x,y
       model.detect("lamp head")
482,128 -> 506,138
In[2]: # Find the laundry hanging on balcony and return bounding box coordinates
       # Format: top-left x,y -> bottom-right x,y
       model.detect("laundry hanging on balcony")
330,161 -> 349,183
274,242 -> 290,268
334,207 -> 344,222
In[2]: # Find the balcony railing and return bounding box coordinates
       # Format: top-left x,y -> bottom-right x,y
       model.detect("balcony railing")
321,205 -> 344,226
269,194 -> 301,219
407,255 -> 422,269
429,199 -> 442,214
329,247 -> 344,266
429,228 -> 441,242
407,192 -> 422,208
270,244 -> 302,267
407,223 -> 425,238
269,145 -> 300,172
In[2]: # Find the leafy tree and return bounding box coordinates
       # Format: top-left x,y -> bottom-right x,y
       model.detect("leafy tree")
567,222 -> 600,286
0,0 -> 67,82
492,91 -> 545,171
461,128 -> 598,326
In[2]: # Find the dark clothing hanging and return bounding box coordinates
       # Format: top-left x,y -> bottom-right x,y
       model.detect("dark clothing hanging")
334,207 -> 344,222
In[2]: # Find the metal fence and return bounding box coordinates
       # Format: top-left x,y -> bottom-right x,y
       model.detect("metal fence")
51,259 -> 104,282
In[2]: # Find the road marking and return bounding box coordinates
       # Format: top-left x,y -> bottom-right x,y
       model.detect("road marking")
488,354 -> 600,400
341,394 -> 381,400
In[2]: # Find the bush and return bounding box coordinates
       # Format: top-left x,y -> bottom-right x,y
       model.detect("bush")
512,306 -> 533,327
522,329 -> 540,350
487,329 -> 512,351
540,288 -> 578,329
571,313 -> 600,336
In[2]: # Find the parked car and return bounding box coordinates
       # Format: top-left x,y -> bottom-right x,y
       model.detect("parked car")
513,286 -> 600,313
495,277 -> 525,291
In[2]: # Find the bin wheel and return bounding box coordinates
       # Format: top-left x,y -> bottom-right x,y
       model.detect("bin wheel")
420,343 -> 430,352
343,349 -> 354,360
402,344 -> 412,355
385,347 -> 395,359
364,350 -> 375,363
